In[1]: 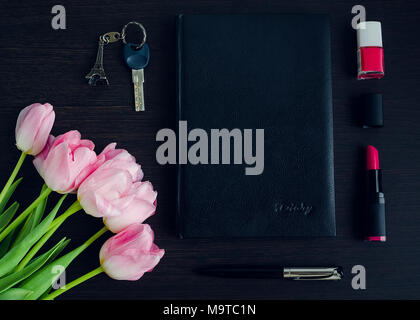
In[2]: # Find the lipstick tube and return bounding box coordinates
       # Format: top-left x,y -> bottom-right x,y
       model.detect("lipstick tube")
365,145 -> 386,241
357,21 -> 384,80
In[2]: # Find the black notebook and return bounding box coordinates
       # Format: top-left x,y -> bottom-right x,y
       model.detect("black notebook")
176,14 -> 335,238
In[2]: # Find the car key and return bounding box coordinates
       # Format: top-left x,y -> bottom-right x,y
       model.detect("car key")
123,42 -> 150,111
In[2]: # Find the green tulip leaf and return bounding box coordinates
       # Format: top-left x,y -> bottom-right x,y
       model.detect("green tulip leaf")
16,217 -> 66,271
24,238 -> 70,269
20,244 -> 86,300
0,195 -> 66,277
41,239 -> 71,267
0,288 -> 33,300
20,226 -> 107,300
0,229 -> 16,259
12,185 -> 49,247
0,178 -> 22,215
0,238 -> 69,295
0,202 -> 19,233
29,184 -> 49,229
11,212 -> 32,247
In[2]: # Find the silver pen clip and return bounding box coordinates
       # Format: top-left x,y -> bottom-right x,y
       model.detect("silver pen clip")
283,267 -> 343,280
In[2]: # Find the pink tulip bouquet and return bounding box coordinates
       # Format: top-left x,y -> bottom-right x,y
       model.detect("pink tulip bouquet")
0,103 -> 164,300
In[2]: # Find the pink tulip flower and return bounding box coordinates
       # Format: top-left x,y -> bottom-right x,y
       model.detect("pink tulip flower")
96,143 -> 143,182
15,103 -> 55,155
78,165 -> 157,232
33,130 -> 100,193
100,223 -> 164,281
103,181 -> 157,233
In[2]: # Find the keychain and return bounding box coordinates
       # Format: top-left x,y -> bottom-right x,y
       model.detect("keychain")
86,21 -> 150,111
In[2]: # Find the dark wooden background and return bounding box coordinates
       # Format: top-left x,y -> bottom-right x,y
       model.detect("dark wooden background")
0,0 -> 419,300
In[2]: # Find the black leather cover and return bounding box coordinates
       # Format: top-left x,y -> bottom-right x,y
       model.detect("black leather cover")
176,14 -> 335,238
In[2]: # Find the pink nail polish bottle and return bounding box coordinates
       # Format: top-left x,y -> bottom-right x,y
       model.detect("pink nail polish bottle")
357,21 -> 384,80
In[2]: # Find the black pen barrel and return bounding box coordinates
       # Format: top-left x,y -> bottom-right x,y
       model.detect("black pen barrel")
196,266 -> 284,279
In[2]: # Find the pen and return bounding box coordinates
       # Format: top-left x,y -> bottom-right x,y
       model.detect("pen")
195,265 -> 343,281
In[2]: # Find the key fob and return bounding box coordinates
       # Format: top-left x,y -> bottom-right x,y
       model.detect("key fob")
123,43 -> 150,70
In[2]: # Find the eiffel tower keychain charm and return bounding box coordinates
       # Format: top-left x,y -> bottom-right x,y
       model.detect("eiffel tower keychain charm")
85,31 -> 121,85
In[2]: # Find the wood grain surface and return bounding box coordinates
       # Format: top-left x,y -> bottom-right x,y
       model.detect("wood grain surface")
0,0 -> 419,299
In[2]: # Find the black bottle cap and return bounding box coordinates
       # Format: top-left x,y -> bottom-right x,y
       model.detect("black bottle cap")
362,93 -> 383,128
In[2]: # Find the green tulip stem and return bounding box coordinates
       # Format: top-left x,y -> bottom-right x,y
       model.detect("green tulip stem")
49,200 -> 83,230
77,225 -> 108,252
0,186 -> 52,242
0,151 -> 27,205
42,266 -> 104,300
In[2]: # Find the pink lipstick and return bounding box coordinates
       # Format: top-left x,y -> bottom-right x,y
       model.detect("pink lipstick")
366,145 -> 380,170
365,145 -> 386,242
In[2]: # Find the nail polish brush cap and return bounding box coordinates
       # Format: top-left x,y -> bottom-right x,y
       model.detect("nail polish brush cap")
362,93 -> 383,128
357,21 -> 383,48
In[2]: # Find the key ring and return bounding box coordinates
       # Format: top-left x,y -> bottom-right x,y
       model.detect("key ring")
121,21 -> 147,50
